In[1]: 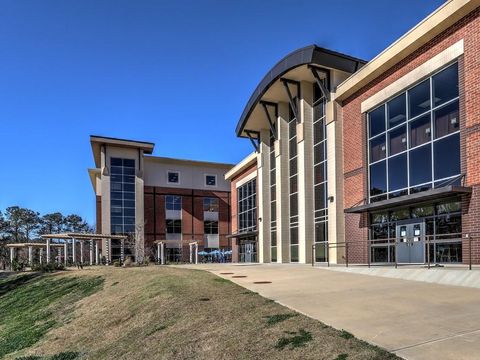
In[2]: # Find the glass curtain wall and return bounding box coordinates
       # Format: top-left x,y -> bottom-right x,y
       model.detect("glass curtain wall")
313,83 -> 328,262
237,179 -> 257,232
270,131 -> 277,262
288,105 -> 299,262
368,62 -> 460,202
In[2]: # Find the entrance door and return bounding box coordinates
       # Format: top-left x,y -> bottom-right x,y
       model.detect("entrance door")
396,222 -> 425,263
239,242 -> 257,263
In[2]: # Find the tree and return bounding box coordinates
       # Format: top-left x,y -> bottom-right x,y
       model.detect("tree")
39,213 -> 65,235
64,214 -> 90,233
21,209 -> 40,241
4,206 -> 25,242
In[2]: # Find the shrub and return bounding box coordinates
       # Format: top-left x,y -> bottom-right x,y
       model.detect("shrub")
123,256 -> 133,267
31,262 -> 66,273
11,259 -> 28,272
113,260 -> 121,267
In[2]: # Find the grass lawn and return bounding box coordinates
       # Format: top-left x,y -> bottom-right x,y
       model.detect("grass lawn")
0,266 -> 400,360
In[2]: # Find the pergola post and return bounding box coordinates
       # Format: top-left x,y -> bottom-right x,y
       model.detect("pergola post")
195,243 -> 198,264
40,248 -> 44,264
161,242 -> 165,265
157,242 -> 160,264
189,243 -> 193,264
10,247 -> 15,270
46,239 -> 51,263
72,238 -> 76,265
80,240 -> 84,264
28,246 -> 33,266
58,247 -> 62,264
90,240 -> 94,265
64,241 -> 68,266
121,239 -> 125,262
95,241 -> 99,265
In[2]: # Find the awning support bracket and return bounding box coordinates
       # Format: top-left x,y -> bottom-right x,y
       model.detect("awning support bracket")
260,101 -> 278,140
280,78 -> 300,122
309,65 -> 331,102
245,129 -> 260,153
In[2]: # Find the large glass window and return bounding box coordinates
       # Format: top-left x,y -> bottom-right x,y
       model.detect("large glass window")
313,81 -> 328,262
203,197 -> 219,212
110,157 -> 136,235
237,178 -> 257,232
166,219 -> 182,233
269,131 -> 277,262
204,221 -> 218,234
288,102 -> 299,262
368,62 -> 460,202
165,195 -> 182,211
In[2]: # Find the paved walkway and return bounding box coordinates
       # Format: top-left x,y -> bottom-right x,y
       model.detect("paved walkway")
181,263 -> 480,360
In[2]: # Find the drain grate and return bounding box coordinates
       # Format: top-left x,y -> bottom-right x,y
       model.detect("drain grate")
253,281 -> 272,284
232,275 -> 247,278
220,272 -> 234,275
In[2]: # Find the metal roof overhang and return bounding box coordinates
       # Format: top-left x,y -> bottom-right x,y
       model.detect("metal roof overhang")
236,45 -> 367,137
226,230 -> 258,239
345,186 -> 472,214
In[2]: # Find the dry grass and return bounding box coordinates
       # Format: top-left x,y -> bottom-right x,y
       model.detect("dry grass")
4,266 -> 400,360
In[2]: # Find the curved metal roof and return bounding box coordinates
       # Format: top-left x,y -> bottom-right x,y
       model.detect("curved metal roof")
236,45 -> 367,136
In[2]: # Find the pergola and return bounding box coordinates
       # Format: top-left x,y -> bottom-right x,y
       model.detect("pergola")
7,233 -> 127,269
153,240 -> 199,265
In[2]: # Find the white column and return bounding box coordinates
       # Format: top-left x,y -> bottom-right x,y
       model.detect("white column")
80,241 -> 84,264
95,241 -> 99,264
90,240 -> 94,265
71,238 -> 76,264
160,242 -> 165,265
28,246 -> 33,265
257,129 -> 271,263
46,239 -> 51,263
189,243 -> 193,263
157,243 -> 160,264
64,241 -> 68,265
40,248 -> 44,264
9,247 -> 14,270
121,239 -> 125,262
195,243 -> 198,264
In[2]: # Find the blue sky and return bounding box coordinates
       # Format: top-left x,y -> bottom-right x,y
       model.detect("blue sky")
0,0 -> 445,224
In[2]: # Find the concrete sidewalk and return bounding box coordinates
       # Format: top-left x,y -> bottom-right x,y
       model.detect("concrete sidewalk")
181,263 -> 480,360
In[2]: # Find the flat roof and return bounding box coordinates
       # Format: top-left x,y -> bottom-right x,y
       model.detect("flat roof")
345,186 -> 471,213
335,0 -> 480,102
224,152 -> 257,180
236,45 -> 367,137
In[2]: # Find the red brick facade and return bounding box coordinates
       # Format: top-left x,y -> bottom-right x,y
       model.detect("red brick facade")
342,8 -> 480,264
144,186 -> 231,259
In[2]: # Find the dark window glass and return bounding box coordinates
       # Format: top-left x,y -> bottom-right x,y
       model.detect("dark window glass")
389,189 -> 408,198
314,142 -> 325,165
411,205 -> 434,218
370,194 -> 388,202
314,183 -> 326,211
410,183 -> 432,193
110,158 -> 122,166
434,133 -> 460,180
270,202 -> 276,220
290,194 -> 298,217
123,167 -> 135,176
313,120 -> 325,143
289,175 -> 298,194
166,220 -> 182,233
270,169 -> 276,185
369,105 -> 385,137
433,63 -> 459,107
123,192 -> 135,200
290,245 -> 299,262
436,214 -> 461,239
203,197 -> 219,212
370,135 -> 386,162
205,175 -> 216,186
123,175 -> 135,183
124,208 -> 135,217
388,153 -> 408,191
289,138 -> 297,158
289,158 -> 297,176
111,191 -> 123,200
315,222 -> 327,242
123,184 -> 135,192
388,125 -> 407,155
409,144 -> 432,186
111,182 -> 122,191
271,231 -> 277,246
409,114 -> 431,148
110,166 -> 123,175
111,216 -> 123,225
408,79 -> 430,118
290,227 -> 299,245
387,94 -> 406,128
204,221 -> 219,234
124,217 -> 135,224
314,102 -> 325,120
390,208 -> 410,221
168,171 -> 179,183
370,161 -> 387,196
371,224 -> 389,240
436,200 -> 461,214
371,211 -> 389,224
434,101 -> 459,139
314,163 -> 325,184
123,159 -> 135,167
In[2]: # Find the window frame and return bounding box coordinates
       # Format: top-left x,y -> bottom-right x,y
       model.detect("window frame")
205,174 -> 217,187
167,170 -> 180,185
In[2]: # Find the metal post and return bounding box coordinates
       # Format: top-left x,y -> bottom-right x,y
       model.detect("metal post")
394,239 -> 398,269
46,239 -> 51,263
28,246 -> 33,266
345,242 -> 349,268
367,240 -> 371,268
427,235 -> 431,269
327,243 -> 330,267
469,234 -> 472,271
89,240 -> 93,266
9,247 -> 14,270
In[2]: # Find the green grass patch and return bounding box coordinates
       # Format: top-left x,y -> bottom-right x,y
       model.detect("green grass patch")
15,352 -> 80,360
275,329 -> 313,350
145,324 -> 168,336
334,354 -> 349,360
340,330 -> 354,340
264,313 -> 298,326
0,273 -> 103,358
213,277 -> 231,284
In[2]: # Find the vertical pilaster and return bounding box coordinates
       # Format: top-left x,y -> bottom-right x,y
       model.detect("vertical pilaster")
9,247 -> 14,270
64,241 -> 68,266
276,102 -> 290,263
258,129 -> 271,263
46,239 -> 51,263
72,238 -> 76,264
90,240 -> 94,265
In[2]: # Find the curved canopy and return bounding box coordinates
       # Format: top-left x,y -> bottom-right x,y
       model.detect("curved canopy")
236,45 -> 366,137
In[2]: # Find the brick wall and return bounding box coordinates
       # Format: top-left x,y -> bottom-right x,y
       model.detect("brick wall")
143,186 -> 231,259
342,8 -> 480,264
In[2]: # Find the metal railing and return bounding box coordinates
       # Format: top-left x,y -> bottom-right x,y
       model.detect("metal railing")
312,233 -> 480,270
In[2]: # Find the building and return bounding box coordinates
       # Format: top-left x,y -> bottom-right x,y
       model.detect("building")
88,135 -> 233,263
231,0 -> 480,265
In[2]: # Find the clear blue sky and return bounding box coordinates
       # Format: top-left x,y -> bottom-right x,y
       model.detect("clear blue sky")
0,0 -> 445,225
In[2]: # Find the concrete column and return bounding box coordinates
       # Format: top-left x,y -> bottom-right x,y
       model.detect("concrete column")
9,247 -> 14,270
64,241 -> 68,265
160,242 -> 165,265
71,238 -> 76,264
46,239 -> 51,263
257,129 -> 271,263
28,246 -> 33,265
195,243 -> 198,264
80,241 -> 84,264
95,241 -> 99,264
297,81 -> 315,263
90,240 -> 94,265
157,243 -> 160,264
276,102 -> 291,263
40,248 -> 44,264
121,239 -> 125,262
189,243 -> 193,263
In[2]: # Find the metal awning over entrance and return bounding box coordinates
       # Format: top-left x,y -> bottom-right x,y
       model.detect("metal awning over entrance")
226,231 -> 258,239
345,185 -> 472,214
